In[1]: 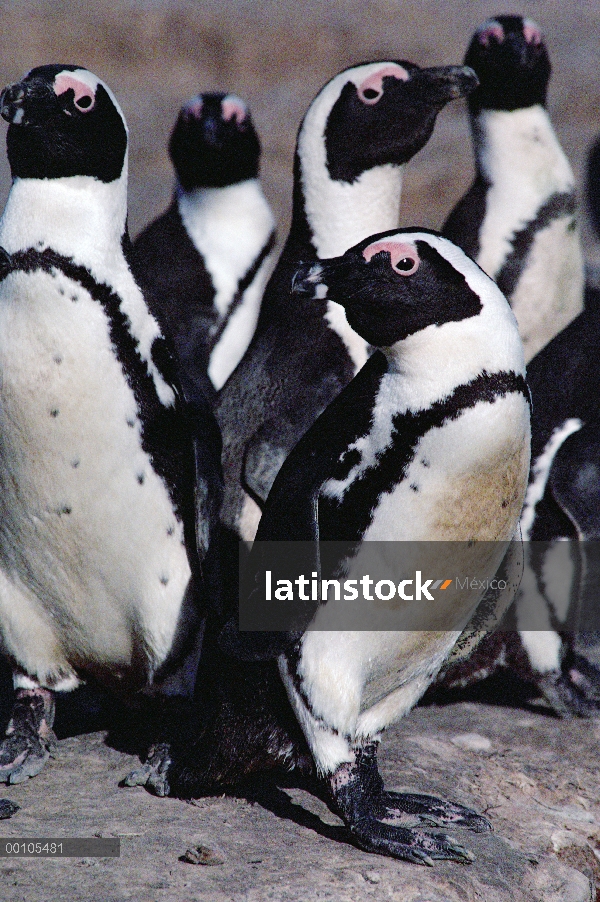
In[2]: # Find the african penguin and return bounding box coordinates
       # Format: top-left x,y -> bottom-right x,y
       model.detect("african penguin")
132,92 -> 276,400
215,60 -> 478,544
443,15 -> 584,362
438,292 -> 600,717
168,230 -> 530,863
0,65 -> 222,785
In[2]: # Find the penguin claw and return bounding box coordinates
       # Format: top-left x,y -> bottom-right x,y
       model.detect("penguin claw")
122,742 -> 172,797
330,746 -> 483,864
0,688 -> 56,784
348,818 -> 474,865
379,791 -> 491,833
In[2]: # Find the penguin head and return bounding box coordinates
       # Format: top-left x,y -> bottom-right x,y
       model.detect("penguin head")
0,65 -> 128,183
293,229 -> 525,374
465,16 -> 550,112
169,92 -> 261,191
298,61 -> 478,184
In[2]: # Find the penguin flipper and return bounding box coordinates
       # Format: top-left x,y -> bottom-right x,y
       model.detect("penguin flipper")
242,419 -> 292,508
441,174 -> 487,261
441,537 -> 524,672
550,421 -> 600,539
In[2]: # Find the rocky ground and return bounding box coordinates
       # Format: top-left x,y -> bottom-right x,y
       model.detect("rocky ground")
0,688 -> 597,902
0,1 -> 599,900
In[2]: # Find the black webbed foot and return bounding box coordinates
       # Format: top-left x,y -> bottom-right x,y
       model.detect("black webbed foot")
0,688 -> 56,784
377,790 -> 491,833
537,651 -> 600,718
329,743 -> 486,864
122,742 -> 172,797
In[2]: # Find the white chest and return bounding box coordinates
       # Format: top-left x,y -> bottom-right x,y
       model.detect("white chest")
0,267 -> 191,678
474,106 -> 576,282
178,180 -> 275,389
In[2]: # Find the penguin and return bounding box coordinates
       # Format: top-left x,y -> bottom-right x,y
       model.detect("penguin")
0,65 -> 222,784
443,15 -> 584,362
436,292 -> 600,715
215,60 -> 478,543
167,229 -> 530,864
132,92 -> 276,401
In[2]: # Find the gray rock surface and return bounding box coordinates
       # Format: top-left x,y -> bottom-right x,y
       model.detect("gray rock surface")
0,701 -> 597,902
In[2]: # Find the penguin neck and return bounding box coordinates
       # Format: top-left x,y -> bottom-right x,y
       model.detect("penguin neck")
0,166 -> 129,269
176,178 -> 274,267
382,303 -> 525,415
294,141 -> 404,259
472,104 -> 574,196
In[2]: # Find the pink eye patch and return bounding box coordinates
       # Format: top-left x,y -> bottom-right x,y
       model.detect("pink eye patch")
357,64 -> 409,105
523,20 -> 542,46
182,97 -> 204,121
53,73 -> 95,112
362,240 -> 419,275
477,22 -> 504,46
221,96 -> 247,125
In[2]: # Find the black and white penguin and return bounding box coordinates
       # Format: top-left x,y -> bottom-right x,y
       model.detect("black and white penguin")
215,61 -> 478,542
436,286 -> 600,716
132,92 -> 276,400
0,65 -> 222,784
443,15 -> 584,361
177,229 -> 530,863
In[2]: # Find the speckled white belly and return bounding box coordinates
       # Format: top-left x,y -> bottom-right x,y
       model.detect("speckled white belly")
0,267 -> 191,689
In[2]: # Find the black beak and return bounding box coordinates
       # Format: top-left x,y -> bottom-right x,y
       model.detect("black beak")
291,262 -> 327,300
411,65 -> 479,104
0,82 -> 27,124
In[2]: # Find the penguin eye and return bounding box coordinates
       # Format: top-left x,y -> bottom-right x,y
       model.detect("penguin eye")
360,86 -> 382,104
392,255 -> 419,275
362,240 -> 420,275
74,94 -> 94,112
54,74 -> 96,114
356,65 -> 408,106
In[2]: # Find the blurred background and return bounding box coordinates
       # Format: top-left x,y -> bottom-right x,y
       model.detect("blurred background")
0,1 -> 598,263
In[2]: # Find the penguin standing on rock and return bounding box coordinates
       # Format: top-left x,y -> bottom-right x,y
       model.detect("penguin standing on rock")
175,229 -> 531,863
443,15 -> 584,361
132,93 -> 276,400
0,65 -> 222,785
215,61 -> 479,543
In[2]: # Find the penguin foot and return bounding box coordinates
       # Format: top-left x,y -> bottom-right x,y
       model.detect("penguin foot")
0,688 -> 56,784
537,653 -> 600,718
0,799 -> 19,819
329,745 -> 482,864
122,742 -> 172,797
378,790 -> 491,833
